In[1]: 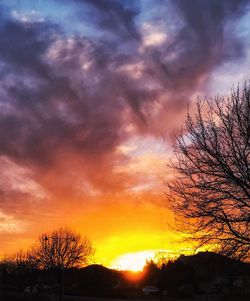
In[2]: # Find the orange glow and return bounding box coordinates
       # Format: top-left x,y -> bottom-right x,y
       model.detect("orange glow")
123,270 -> 144,282
0,190 -> 198,267
0,137 -> 196,267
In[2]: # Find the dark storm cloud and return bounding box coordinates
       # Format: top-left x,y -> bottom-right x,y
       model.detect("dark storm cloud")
0,15 -> 125,169
139,0 -> 249,107
83,0 -> 140,40
69,0 -> 250,129
0,0 -> 249,208
0,19 -> 69,167
166,0 -> 248,86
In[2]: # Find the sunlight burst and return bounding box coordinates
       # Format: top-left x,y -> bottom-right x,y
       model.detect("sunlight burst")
110,250 -> 155,271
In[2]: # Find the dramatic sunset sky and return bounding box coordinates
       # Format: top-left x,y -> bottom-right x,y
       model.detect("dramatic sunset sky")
1,0 -> 250,270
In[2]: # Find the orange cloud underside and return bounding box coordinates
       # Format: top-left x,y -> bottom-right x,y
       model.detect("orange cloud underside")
0,137 -> 191,268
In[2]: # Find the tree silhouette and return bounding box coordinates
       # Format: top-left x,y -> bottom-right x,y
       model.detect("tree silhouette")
33,227 -> 94,269
143,260 -> 159,285
0,250 -> 38,292
2,250 -> 38,274
167,85 -> 250,260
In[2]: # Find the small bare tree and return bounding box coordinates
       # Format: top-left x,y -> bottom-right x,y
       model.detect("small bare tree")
33,227 -> 94,269
0,250 -> 38,274
167,85 -> 250,260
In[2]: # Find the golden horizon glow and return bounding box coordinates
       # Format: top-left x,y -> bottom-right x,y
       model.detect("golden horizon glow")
110,250 -> 155,271
0,133 -> 206,267
0,196 -> 199,268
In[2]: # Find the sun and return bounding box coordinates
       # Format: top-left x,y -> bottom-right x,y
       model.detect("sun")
110,250 -> 155,271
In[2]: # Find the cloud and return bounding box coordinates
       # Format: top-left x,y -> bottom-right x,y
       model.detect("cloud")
0,0 -> 249,240
82,0 -> 140,40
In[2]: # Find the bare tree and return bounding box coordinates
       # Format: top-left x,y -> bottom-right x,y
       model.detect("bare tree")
167,85 -> 250,260
33,227 -> 95,269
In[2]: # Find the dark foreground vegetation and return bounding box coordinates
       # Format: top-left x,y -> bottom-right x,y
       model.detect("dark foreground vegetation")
0,252 -> 250,301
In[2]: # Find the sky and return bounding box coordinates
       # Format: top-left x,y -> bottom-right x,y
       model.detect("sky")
0,0 -> 250,270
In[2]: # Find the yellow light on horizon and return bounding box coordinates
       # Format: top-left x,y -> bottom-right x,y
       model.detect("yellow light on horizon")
110,250 -> 155,271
